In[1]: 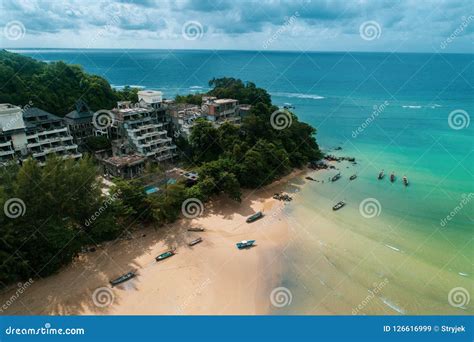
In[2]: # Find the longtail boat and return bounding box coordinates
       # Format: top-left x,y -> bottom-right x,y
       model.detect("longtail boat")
403,176 -> 409,186
331,173 -> 341,182
187,227 -> 204,232
236,240 -> 256,249
188,237 -> 203,246
378,170 -> 385,179
155,250 -> 175,261
390,172 -> 396,182
246,211 -> 263,223
110,271 -> 135,287
332,201 -> 346,211
349,174 -> 357,180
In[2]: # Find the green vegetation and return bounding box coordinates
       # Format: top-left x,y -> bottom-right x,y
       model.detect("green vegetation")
208,77 -> 272,106
0,156 -> 117,283
0,49 -> 138,116
175,93 -> 203,105
0,156 -> 193,285
84,136 -> 112,152
0,53 -> 322,285
183,77 -> 322,199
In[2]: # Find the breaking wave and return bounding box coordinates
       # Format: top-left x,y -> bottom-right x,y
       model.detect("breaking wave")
271,92 -> 325,100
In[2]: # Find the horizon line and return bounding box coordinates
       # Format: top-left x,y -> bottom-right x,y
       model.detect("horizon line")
4,47 -> 473,56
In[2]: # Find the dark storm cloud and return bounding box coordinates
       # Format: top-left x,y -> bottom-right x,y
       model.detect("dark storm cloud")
0,0 -> 472,52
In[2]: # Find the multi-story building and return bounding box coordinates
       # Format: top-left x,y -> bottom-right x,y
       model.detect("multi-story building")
0,104 -> 81,166
202,97 -> 241,125
168,104 -> 202,138
23,107 -> 81,165
0,104 -> 25,165
138,90 -> 168,124
64,100 -> 95,144
112,101 -> 177,162
239,104 -> 252,118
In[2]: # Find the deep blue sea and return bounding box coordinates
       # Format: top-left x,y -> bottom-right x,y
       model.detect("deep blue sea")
11,49 -> 473,314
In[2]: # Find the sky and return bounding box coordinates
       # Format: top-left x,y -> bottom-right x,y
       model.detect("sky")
0,0 -> 473,53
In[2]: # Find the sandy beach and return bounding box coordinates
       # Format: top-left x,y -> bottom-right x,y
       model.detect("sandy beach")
0,170 -> 305,315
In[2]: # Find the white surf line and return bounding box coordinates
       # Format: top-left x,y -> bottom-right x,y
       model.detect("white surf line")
381,297 -> 406,314
384,244 -> 401,252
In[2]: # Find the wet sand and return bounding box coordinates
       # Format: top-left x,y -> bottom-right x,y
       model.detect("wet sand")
0,170 -> 303,315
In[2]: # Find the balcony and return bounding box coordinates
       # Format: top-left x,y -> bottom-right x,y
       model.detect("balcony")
0,149 -> 14,157
27,135 -> 73,148
0,141 -> 12,148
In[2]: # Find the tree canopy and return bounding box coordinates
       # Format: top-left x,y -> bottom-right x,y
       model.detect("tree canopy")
185,77 -> 322,196
0,50 -> 138,116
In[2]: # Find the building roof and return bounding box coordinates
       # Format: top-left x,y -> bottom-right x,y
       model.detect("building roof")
23,107 -> 63,131
0,103 -> 25,132
138,90 -> 162,96
213,99 -> 238,105
65,100 -> 94,120
104,154 -> 145,167
23,107 -> 61,122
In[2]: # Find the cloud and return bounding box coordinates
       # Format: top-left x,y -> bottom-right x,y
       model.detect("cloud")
0,0 -> 472,53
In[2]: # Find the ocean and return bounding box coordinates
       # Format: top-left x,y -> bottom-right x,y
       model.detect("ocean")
12,49 -> 473,315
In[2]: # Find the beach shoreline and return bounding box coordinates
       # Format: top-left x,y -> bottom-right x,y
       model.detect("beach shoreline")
0,169 -> 307,315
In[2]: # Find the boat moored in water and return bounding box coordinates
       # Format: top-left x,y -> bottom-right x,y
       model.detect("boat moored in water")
246,211 -> 264,223
331,173 -> 341,182
236,240 -> 256,249
390,172 -> 396,182
110,271 -> 136,287
403,176 -> 409,186
378,170 -> 385,179
349,174 -> 357,180
332,201 -> 346,211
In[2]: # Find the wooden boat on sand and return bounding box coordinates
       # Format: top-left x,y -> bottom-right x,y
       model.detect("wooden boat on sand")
188,237 -> 203,246
110,272 -> 135,287
236,240 -> 256,249
246,211 -> 263,223
155,250 -> 175,261
187,227 -> 204,232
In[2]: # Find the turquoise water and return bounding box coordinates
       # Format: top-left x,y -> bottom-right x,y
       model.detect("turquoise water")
12,49 -> 473,314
